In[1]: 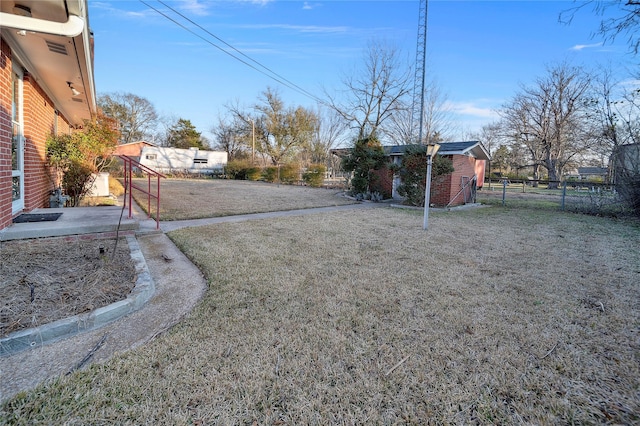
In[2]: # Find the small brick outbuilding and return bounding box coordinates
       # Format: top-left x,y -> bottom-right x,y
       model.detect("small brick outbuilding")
385,141 -> 490,207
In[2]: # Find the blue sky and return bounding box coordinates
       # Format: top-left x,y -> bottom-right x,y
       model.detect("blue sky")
89,1 -> 633,143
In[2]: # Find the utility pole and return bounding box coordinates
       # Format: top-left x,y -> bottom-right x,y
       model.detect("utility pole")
251,119 -> 255,164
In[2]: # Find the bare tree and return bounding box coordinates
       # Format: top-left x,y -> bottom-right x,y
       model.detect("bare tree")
326,40 -> 412,140
501,63 -> 592,187
561,1 -> 640,55
224,100 -> 262,163
501,94 -> 546,182
474,121 -> 503,157
584,66 -> 640,214
418,79 -> 456,143
612,72 -> 640,216
253,87 -> 318,166
471,121 -> 506,180
154,113 -> 178,147
384,102 -> 414,146
619,75 -> 640,145
385,79 -> 455,145
582,66 -> 628,166
304,105 -> 348,165
98,92 -> 158,144
211,114 -> 249,161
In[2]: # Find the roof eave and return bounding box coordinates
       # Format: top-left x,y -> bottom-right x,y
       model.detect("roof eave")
0,0 -> 96,127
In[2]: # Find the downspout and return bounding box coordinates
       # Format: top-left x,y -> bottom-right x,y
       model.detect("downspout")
0,13 -> 85,37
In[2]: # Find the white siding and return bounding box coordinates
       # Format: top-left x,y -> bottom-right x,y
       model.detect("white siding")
139,146 -> 227,174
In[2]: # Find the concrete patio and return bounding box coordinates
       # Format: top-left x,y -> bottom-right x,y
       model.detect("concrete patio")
0,205 -> 145,241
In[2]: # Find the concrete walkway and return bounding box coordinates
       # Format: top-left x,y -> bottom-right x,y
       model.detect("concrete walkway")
143,202 -> 382,233
0,201 -> 382,402
0,231 -> 207,402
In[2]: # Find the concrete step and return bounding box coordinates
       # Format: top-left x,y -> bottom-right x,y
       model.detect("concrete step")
0,206 -> 139,241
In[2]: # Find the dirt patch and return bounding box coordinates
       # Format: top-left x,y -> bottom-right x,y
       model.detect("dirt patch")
0,238 -> 136,338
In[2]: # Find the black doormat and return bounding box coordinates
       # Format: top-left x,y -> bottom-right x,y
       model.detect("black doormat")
13,212 -> 63,223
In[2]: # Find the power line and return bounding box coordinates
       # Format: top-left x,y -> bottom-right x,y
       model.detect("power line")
156,0 -> 322,103
138,1 -> 293,94
139,0 -> 324,104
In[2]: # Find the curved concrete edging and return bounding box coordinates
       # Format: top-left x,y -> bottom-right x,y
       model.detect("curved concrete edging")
0,235 -> 154,357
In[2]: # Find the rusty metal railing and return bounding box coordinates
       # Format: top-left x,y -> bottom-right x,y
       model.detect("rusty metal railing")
119,155 -> 166,230
445,175 -> 478,208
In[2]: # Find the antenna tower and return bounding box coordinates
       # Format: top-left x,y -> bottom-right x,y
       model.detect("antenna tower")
412,0 -> 428,144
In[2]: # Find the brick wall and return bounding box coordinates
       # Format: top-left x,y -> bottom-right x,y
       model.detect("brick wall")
431,155 -> 478,207
0,39 -> 13,230
475,159 -> 486,188
371,167 -> 394,199
0,37 -> 73,231
22,72 -> 66,210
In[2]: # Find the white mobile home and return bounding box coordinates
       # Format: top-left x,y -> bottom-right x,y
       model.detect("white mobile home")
140,146 -> 227,174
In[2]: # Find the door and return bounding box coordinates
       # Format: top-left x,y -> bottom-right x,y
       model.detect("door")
11,65 -> 24,213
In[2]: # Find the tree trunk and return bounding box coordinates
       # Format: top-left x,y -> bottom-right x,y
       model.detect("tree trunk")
547,159 -> 561,189
532,164 -> 540,187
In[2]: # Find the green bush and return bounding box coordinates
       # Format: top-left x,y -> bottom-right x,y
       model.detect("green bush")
262,164 -> 300,183
246,167 -> 262,181
225,160 -> 253,180
61,160 -> 94,206
396,146 -> 454,207
342,136 -> 386,196
46,115 -> 118,206
280,163 -> 300,184
262,167 -> 278,182
369,168 -> 393,199
302,164 -> 327,187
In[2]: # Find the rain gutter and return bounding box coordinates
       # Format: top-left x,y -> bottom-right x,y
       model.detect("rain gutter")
0,13 -> 85,37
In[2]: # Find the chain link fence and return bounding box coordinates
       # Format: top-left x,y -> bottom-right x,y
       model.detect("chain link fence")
478,179 -> 633,217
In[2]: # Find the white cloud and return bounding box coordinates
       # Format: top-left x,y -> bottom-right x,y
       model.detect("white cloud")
570,42 -> 603,51
178,0 -> 210,16
303,2 -> 322,10
239,23 -> 349,34
446,101 -> 500,119
245,0 -> 274,5
620,78 -> 640,88
91,2 -> 154,20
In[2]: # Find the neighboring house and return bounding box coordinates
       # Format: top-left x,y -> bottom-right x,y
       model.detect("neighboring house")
114,141 -> 156,162
0,1 -> 96,231
577,167 -> 609,181
385,141 -> 490,207
139,146 -> 228,175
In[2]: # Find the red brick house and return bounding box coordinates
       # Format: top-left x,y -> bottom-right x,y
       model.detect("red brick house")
385,141 -> 490,207
0,0 -> 96,231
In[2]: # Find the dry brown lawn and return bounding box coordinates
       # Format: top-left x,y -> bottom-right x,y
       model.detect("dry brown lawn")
2,206 -> 639,424
131,178 -> 355,220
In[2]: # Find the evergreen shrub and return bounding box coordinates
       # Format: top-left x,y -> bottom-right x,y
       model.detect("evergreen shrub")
303,164 -> 326,187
